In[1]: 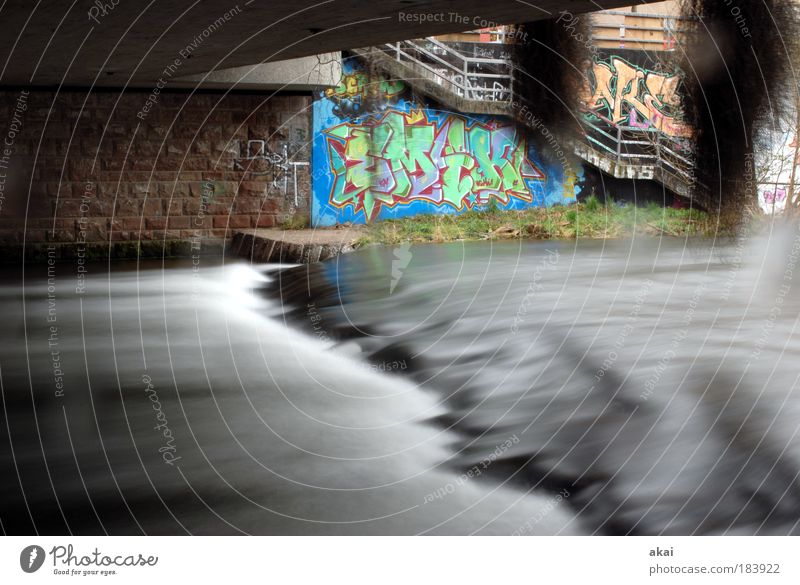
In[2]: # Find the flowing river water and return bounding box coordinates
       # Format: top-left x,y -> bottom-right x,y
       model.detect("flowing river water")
2,232 -> 800,535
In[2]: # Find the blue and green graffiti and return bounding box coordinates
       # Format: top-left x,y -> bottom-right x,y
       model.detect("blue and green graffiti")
324,109 -> 545,220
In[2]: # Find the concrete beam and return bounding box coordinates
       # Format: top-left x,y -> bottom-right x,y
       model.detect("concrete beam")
173,53 -> 343,91
0,0 -> 665,87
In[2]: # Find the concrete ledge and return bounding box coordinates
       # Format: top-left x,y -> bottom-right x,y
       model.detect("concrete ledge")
231,228 -> 363,264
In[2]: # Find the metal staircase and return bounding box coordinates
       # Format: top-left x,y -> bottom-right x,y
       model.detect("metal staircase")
352,38 -> 514,116
575,115 -> 709,208
356,37 -> 703,207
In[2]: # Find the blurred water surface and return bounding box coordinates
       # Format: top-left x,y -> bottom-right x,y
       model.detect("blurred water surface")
2,232 -> 800,534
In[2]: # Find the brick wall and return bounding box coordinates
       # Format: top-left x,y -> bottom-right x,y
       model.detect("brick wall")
0,90 -> 311,259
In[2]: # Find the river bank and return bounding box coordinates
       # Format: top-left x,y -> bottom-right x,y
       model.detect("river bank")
354,198 -> 745,246
234,199 -> 756,263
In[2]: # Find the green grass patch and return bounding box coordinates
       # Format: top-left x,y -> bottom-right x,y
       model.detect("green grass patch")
280,213 -> 310,230
354,200 -> 732,246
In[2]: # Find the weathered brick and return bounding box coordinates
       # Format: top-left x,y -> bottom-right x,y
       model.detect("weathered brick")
115,198 -> 144,217
143,198 -> 163,217
167,216 -> 190,229
120,217 -> 142,231
68,158 -> 98,181
183,198 -> 201,215
1,90 -> 310,253
164,199 -> 183,215
193,141 -> 210,155
180,229 -> 208,239
57,199 -> 83,217
145,217 -> 167,230
227,215 -> 253,229
130,158 -> 157,171
207,202 -> 232,215
232,198 -> 264,214
157,181 -> 191,198
131,182 -> 151,197
182,158 -> 209,171
238,181 -> 267,197
80,220 -> 108,242
255,215 -> 276,228
144,230 -> 165,240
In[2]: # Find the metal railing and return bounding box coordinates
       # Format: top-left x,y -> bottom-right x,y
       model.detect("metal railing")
369,36 -> 698,196
577,113 -> 697,195
582,115 -> 693,180
380,37 -> 513,102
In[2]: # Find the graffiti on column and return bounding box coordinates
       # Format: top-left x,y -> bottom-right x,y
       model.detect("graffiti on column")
582,56 -> 691,138
324,109 -> 544,220
312,58 -> 581,226
324,71 -> 405,119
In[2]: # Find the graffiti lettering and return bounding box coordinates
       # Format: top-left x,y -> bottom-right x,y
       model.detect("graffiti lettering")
583,57 -> 690,138
764,188 -> 787,204
325,110 -> 544,220
324,72 -> 405,102
324,72 -> 405,118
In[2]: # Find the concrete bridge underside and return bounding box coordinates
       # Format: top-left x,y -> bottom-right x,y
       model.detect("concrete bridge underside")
1,0 -> 663,86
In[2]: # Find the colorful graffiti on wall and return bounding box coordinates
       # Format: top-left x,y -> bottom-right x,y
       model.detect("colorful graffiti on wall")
582,57 -> 691,138
763,188 -> 787,204
323,71 -> 405,119
312,58 -> 580,226
324,109 -> 544,220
